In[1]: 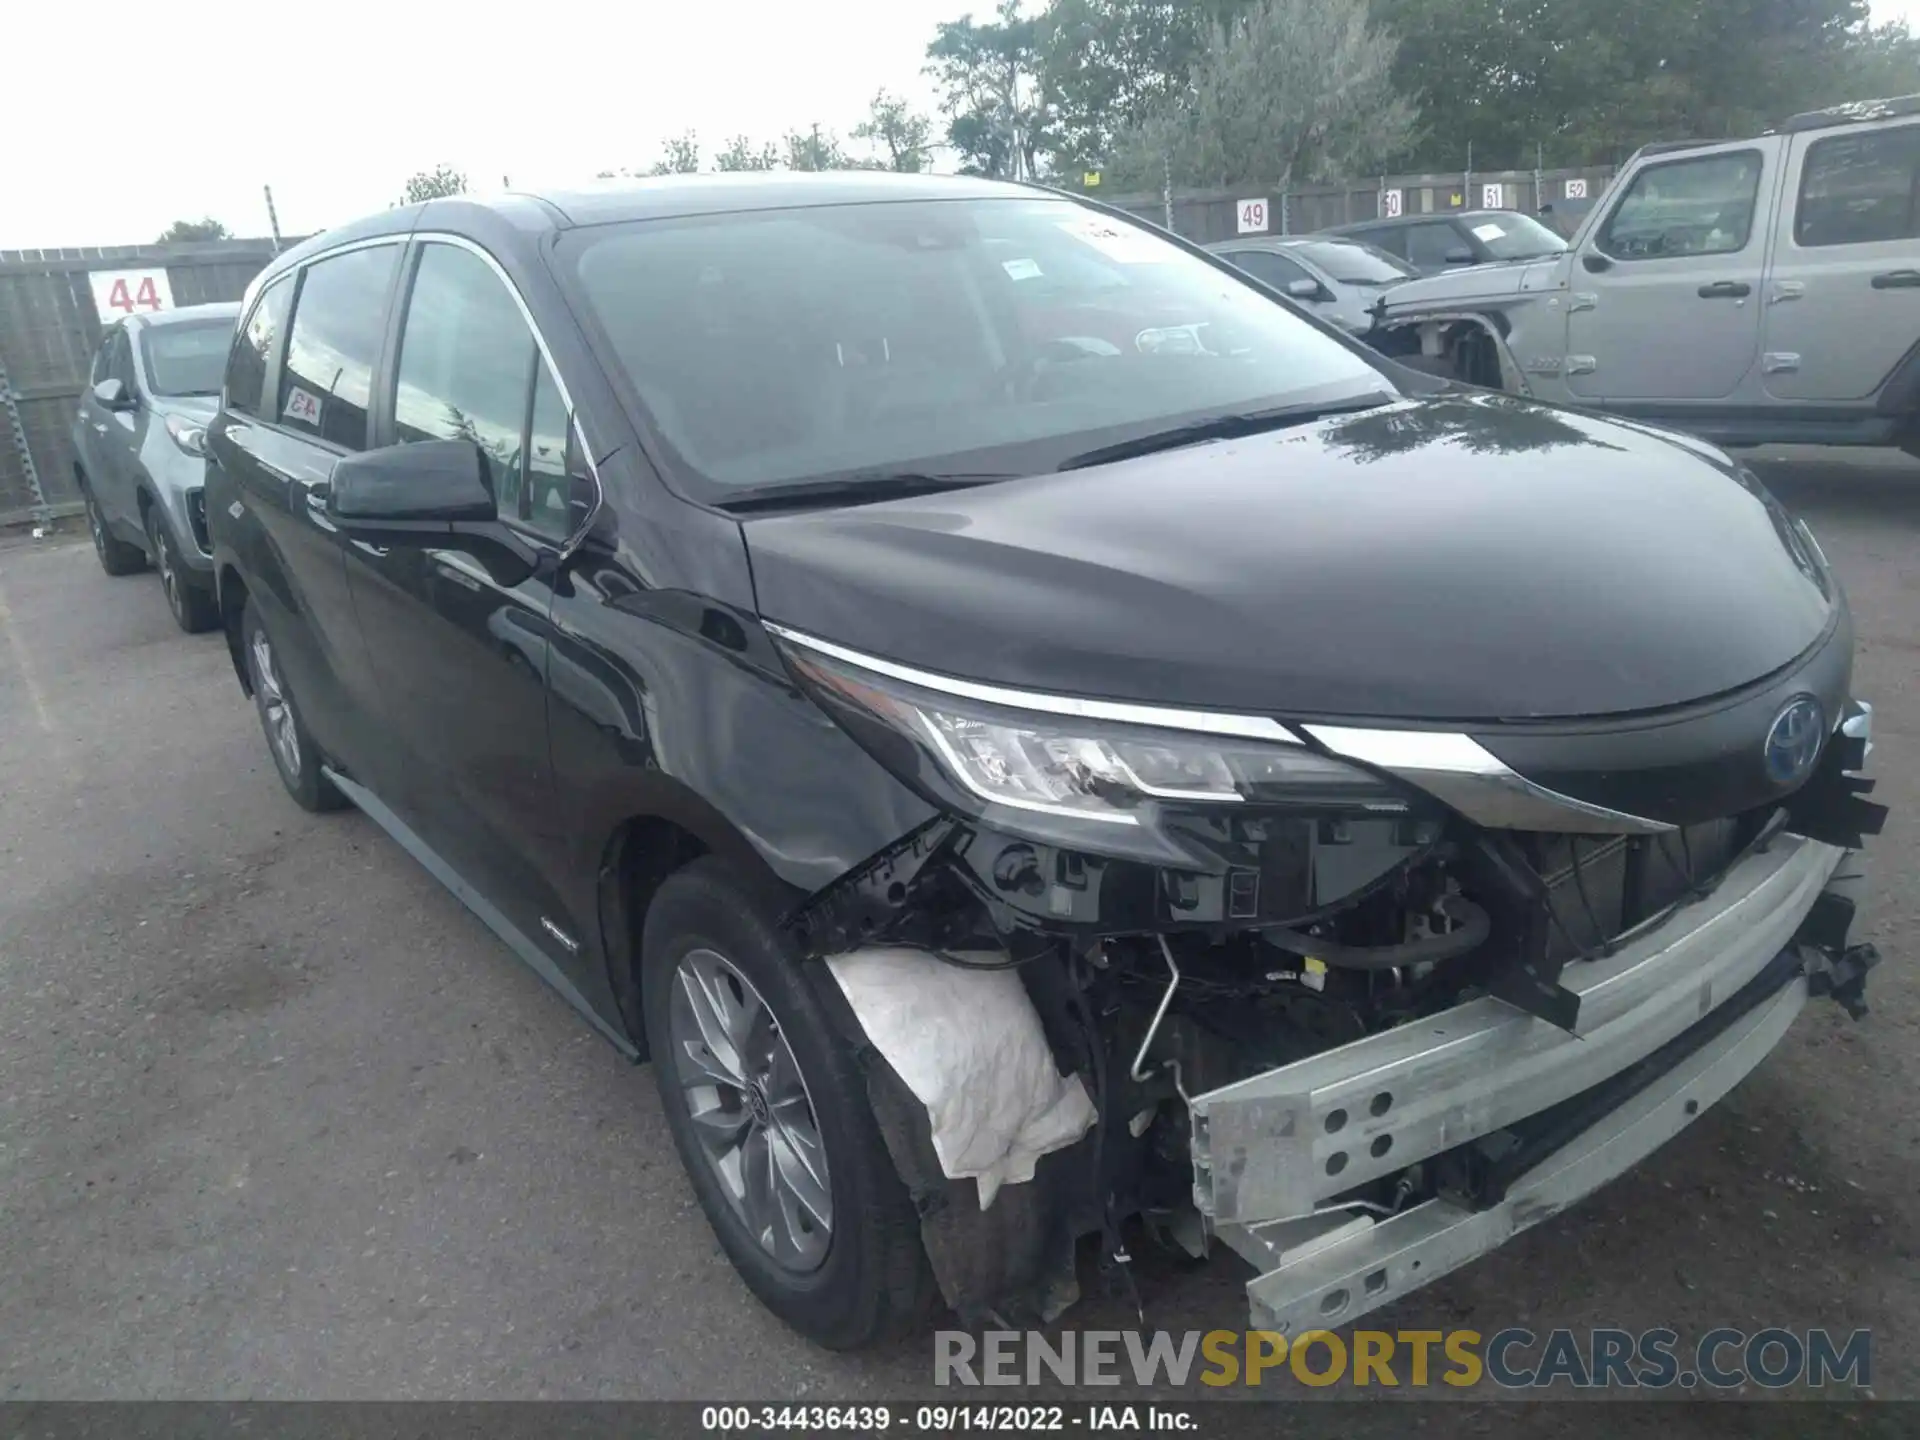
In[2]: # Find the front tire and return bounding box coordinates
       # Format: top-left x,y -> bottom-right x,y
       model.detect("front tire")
146,506 -> 219,633
240,601 -> 347,813
641,857 -> 934,1349
82,480 -> 146,577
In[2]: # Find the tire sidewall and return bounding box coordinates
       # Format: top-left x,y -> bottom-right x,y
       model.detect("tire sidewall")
240,601 -> 330,809
641,861 -> 913,1346
146,508 -> 185,625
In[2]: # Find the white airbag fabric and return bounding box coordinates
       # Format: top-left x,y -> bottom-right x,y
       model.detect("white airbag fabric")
827,947 -> 1097,1208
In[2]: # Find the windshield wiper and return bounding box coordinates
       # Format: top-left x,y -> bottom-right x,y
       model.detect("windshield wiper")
1056,395 -> 1394,472
716,470 -> 1014,514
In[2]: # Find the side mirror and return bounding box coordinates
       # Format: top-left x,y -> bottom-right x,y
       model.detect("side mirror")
1285,277 -> 1327,301
1582,252 -> 1614,273
92,378 -> 134,411
1443,248 -> 1476,266
329,438 -> 496,526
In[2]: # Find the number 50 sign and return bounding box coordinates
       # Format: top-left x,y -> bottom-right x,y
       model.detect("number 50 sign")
89,268 -> 175,321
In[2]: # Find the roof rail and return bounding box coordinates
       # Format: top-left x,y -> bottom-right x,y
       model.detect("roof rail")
1780,93 -> 1920,133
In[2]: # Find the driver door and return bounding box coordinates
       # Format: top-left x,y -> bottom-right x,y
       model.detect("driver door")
1566,145 -> 1771,401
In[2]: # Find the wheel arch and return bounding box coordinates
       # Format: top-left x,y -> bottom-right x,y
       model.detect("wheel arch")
594,778 -> 802,1057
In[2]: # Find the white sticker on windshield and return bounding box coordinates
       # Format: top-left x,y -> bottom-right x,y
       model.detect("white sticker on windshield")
1001,258 -> 1044,281
1057,216 -> 1166,263
1471,222 -> 1507,241
283,386 -> 323,427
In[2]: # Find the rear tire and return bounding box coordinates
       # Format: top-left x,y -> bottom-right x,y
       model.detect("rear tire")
641,857 -> 935,1349
82,480 -> 146,577
240,600 -> 348,813
146,506 -> 219,634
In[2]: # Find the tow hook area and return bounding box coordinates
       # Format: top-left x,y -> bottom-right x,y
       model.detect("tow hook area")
1807,943 -> 1881,1020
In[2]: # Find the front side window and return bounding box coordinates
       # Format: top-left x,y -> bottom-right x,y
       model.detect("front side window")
1796,125 -> 1920,247
278,245 -> 399,450
392,242 -> 538,514
1224,249 -> 1313,290
141,319 -> 232,397
1404,223 -> 1466,269
1598,151 -> 1764,259
564,197 -> 1389,499
226,276 -> 292,416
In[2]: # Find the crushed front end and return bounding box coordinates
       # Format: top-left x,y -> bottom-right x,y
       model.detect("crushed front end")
769,624 -> 1887,1331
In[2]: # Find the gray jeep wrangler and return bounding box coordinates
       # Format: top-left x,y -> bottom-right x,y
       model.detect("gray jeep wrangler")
1362,95 -> 1920,459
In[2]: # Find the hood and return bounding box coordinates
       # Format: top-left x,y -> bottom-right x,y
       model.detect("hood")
1377,257 -> 1559,312
150,395 -> 219,424
742,394 -> 1837,723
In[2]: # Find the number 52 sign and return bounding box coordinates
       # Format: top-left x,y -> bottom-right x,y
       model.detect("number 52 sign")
89,268 -> 174,320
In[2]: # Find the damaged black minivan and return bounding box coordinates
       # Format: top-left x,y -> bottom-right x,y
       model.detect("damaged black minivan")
205,173 -> 1885,1349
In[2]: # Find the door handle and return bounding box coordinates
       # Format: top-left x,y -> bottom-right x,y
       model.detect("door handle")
1871,269 -> 1920,289
1697,281 -> 1751,299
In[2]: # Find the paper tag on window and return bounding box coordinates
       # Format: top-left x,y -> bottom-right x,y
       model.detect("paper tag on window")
283,386 -> 322,426
1001,258 -> 1043,281
1056,216 -> 1165,263
1471,223 -> 1506,241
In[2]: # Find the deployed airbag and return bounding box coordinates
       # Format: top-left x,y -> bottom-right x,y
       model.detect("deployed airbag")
826,947 -> 1096,1208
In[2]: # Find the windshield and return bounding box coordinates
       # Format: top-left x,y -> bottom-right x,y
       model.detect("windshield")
1464,212 -> 1568,261
563,197 -> 1392,496
1290,240 -> 1416,285
141,319 -> 232,396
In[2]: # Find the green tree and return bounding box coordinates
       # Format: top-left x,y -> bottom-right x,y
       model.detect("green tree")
1038,0 -> 1256,171
401,165 -> 467,203
1108,0 -> 1416,189
853,90 -> 935,171
648,130 -> 702,175
927,1 -> 1049,178
784,124 -> 849,171
715,134 -> 782,170
156,217 -> 230,243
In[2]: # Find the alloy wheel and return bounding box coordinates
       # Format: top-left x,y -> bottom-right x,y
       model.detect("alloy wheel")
150,515 -> 180,619
86,494 -> 107,561
248,628 -> 302,779
668,947 -> 833,1272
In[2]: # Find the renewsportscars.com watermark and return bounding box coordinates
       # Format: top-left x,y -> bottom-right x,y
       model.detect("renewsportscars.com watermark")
935,1327 -> 1872,1391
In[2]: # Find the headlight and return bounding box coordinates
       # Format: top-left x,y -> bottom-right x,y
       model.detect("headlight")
165,415 -> 207,456
772,629 -> 1409,844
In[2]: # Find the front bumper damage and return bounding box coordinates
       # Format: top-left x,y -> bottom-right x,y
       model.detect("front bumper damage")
1195,834 -> 1867,1332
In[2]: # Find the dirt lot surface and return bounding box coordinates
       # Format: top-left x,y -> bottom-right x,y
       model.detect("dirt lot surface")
1,450 -> 1915,1429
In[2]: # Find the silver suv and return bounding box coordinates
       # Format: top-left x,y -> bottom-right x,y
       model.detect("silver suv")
71,303 -> 239,631
1365,95 -> 1920,457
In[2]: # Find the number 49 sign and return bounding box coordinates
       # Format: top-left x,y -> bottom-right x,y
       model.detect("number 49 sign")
1235,197 -> 1270,234
89,268 -> 175,321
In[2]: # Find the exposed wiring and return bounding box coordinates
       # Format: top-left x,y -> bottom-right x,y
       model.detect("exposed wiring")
1263,895 -> 1491,971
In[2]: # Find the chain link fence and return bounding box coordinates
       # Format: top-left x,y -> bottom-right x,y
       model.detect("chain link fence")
0,239 -> 284,528
1097,164 -> 1617,244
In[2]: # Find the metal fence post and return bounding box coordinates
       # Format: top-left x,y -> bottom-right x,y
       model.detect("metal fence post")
0,352 -> 49,527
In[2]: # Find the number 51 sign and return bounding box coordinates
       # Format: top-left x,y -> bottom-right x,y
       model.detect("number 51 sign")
89,268 -> 175,321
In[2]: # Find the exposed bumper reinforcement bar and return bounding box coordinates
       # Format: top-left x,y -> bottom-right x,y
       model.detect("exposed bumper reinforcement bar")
1189,834 -> 1845,1224
1216,970 -> 1807,1334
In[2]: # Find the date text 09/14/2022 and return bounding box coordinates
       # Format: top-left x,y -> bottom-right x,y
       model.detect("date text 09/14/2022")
699,1405 -> 1195,1432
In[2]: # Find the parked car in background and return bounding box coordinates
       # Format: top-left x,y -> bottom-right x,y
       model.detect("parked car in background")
206,173 -> 1879,1352
1321,208 -> 1569,273
1362,94 -> 1920,456
71,302 -> 239,631
1204,235 -> 1418,333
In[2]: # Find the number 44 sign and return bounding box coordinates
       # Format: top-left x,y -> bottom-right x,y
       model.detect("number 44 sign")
89,268 -> 174,320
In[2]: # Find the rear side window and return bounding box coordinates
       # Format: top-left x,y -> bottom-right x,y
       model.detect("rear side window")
1795,125 -> 1920,247
394,241 -> 569,534
1352,226 -> 1404,258
1599,151 -> 1763,259
226,277 -> 292,415
278,245 -> 400,450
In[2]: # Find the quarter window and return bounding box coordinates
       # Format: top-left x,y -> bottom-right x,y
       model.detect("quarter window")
1795,125 -> 1920,247
523,362 -> 577,540
278,245 -> 399,450
393,243 -> 536,512
226,276 -> 292,415
1598,151 -> 1763,259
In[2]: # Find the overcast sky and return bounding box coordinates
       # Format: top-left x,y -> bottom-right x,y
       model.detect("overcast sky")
4,0 -> 1918,249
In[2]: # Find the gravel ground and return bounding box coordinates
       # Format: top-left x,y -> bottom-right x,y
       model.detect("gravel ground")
1,449 -> 1915,1420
